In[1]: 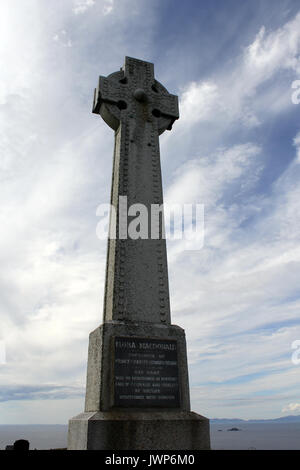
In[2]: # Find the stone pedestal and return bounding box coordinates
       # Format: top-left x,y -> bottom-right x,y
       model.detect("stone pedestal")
68,321 -> 210,450
68,410 -> 210,450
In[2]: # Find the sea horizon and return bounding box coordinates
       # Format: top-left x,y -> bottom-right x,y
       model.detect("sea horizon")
1,415 -> 300,450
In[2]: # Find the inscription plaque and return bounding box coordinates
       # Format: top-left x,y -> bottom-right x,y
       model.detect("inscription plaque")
113,336 -> 180,408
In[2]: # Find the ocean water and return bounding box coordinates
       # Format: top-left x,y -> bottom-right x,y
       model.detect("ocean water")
0,425 -> 68,450
210,422 -> 300,450
1,422 -> 300,450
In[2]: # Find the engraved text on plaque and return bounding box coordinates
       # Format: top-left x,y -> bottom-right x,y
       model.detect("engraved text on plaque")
113,336 -> 180,408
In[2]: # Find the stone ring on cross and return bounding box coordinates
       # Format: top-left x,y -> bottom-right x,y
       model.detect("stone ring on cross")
92,56 -> 179,135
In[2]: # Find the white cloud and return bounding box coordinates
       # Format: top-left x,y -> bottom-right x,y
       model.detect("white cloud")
163,124 -> 300,419
176,12 -> 300,135
103,0 -> 114,15
282,403 -> 300,414
245,16 -> 300,79
179,81 -> 220,125
165,142 -> 262,262
73,0 -> 95,15
72,0 -> 114,16
0,0 -> 114,403
53,30 -> 72,47
165,143 -> 262,206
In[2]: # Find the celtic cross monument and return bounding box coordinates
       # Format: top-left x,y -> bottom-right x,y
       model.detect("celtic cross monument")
68,57 -> 210,450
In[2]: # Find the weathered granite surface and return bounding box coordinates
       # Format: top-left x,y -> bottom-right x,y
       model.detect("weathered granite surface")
68,411 -> 210,450
68,57 -> 210,450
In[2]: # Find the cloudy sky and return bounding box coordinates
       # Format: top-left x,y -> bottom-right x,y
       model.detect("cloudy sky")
1,0 -> 300,424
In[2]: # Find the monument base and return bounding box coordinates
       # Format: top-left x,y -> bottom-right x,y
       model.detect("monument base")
68,410 -> 210,450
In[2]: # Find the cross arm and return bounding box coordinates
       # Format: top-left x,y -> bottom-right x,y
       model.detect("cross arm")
92,75 -> 125,114
155,93 -> 179,120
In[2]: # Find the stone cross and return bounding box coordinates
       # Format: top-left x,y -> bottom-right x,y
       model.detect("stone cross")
93,56 -> 179,325
68,57 -> 210,450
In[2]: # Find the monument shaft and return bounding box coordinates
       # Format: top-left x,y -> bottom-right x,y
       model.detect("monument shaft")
103,120 -> 171,324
